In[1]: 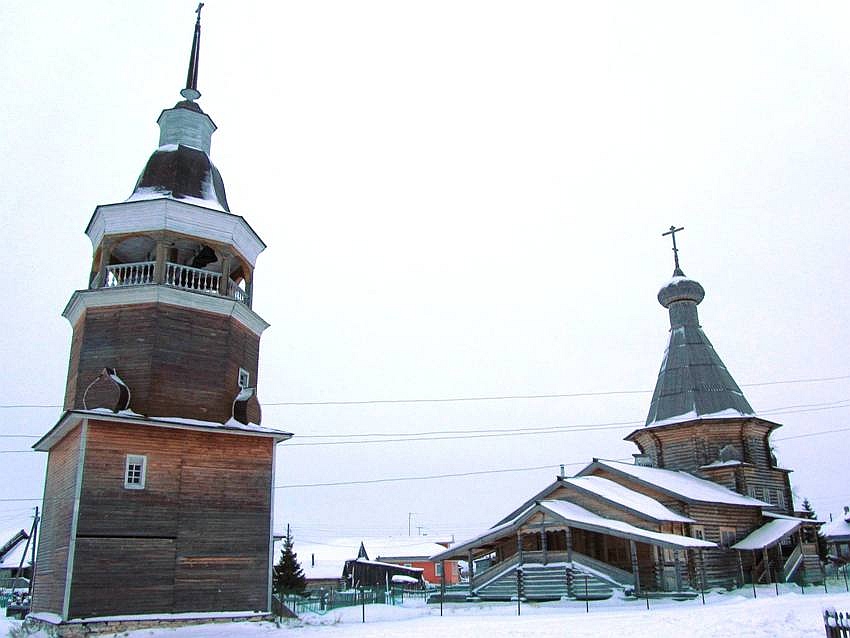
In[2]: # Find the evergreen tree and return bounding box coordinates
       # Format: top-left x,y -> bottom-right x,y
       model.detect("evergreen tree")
274,525 -> 307,597
801,498 -> 828,561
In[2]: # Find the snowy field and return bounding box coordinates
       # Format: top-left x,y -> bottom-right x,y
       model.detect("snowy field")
4,588 -> 849,637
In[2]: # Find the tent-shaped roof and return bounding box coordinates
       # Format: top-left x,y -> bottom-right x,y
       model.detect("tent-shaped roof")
645,270 -> 754,427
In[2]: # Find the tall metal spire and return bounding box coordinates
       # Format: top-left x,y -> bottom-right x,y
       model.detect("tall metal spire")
180,3 -> 204,101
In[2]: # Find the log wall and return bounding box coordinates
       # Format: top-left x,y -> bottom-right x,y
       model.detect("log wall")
66,420 -> 274,618
31,425 -> 83,616
65,303 -> 261,424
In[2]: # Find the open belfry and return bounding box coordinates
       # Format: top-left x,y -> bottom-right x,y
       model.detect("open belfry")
31,7 -> 291,626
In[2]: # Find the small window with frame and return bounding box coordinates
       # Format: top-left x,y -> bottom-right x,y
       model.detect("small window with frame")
124,454 -> 147,490
691,525 -> 705,541
238,367 -> 250,389
719,527 -> 737,548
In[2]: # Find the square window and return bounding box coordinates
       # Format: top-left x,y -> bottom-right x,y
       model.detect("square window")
124,454 -> 147,490
691,525 -> 705,540
238,368 -> 250,389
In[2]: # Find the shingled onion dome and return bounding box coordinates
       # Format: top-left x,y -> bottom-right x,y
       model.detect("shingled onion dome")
126,6 -> 230,212
645,266 -> 755,426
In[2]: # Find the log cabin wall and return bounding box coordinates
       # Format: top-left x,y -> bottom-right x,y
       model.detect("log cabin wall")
65,303 -> 261,424
66,420 -> 274,618
31,425 -> 83,616
629,419 -> 778,475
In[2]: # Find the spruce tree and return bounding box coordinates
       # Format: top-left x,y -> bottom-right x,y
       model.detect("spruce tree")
801,498 -> 828,561
274,525 -> 307,597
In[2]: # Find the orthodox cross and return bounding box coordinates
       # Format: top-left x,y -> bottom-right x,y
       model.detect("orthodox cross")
662,225 -> 685,270
196,3 -> 204,20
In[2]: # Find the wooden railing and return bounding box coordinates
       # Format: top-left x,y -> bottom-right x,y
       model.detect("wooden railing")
783,544 -> 804,582
228,280 -> 248,304
165,262 -> 221,294
105,261 -> 155,287
96,261 -> 249,306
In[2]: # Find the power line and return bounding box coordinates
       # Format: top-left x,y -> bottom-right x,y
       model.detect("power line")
274,461 -> 588,489
1,373 -> 848,410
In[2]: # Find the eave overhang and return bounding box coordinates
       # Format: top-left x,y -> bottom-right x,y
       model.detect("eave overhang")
624,415 -> 783,444
63,285 -> 270,337
33,409 -> 293,452
85,198 -> 266,267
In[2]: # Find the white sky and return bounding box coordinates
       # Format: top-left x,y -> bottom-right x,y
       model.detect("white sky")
1,1 -> 849,544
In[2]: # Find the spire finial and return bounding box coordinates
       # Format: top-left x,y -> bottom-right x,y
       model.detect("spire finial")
662,225 -> 685,274
180,3 -> 204,101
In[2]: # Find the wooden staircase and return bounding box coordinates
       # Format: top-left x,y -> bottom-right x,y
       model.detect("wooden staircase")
473,557 -> 626,601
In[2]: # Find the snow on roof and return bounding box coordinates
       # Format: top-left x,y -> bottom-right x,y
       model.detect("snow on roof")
278,536 -> 450,581
587,460 -> 768,507
538,500 -> 714,549
732,518 -> 805,551
700,459 -> 745,469
431,507 -> 535,561
647,408 -> 754,429
563,476 -> 694,523
822,515 -> 850,541
0,537 -> 31,569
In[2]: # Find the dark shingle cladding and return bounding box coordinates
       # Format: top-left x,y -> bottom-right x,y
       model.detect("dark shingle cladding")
644,267 -> 754,426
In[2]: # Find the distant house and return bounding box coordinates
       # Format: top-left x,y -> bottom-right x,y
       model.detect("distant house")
0,526 -> 33,589
823,507 -> 850,563
280,536 -> 460,591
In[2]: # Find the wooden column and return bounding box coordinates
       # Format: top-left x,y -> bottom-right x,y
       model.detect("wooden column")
540,521 -> 548,565
673,549 -> 683,592
218,254 -> 232,296
762,547 -> 771,583
467,550 -> 474,598
154,238 -> 168,284
516,531 -> 523,566
245,270 -> 254,308
95,238 -> 113,288
629,540 -> 640,595
736,550 -> 745,587
565,527 -> 573,564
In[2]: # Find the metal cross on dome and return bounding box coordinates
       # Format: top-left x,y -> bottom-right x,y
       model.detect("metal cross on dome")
662,225 -> 685,270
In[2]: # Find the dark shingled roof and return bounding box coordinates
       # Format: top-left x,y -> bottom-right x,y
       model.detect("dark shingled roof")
131,143 -> 230,211
645,268 -> 754,426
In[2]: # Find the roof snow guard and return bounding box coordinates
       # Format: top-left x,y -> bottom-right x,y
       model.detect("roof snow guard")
645,268 -> 754,427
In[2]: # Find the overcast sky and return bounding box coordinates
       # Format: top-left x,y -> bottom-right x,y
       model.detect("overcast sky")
1,1 -> 849,544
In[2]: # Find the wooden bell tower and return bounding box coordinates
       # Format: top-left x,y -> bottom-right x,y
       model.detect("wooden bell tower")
31,7 -> 291,627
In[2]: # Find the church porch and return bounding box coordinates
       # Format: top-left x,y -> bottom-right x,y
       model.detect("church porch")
431,500 -> 715,600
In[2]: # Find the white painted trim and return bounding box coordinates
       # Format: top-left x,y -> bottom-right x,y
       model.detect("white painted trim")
33,411 -> 292,453
267,443 -> 277,612
62,285 -> 269,337
85,199 -> 266,266
124,454 -> 147,490
62,419 -> 88,621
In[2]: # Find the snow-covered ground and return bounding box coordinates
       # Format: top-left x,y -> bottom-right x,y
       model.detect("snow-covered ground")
4,587 -> 849,637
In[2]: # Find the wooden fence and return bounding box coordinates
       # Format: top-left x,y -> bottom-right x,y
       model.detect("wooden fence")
824,609 -> 850,638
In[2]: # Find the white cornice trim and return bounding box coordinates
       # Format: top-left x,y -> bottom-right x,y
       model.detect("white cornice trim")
34,411 -> 293,453
62,286 -> 270,336
85,199 -> 266,266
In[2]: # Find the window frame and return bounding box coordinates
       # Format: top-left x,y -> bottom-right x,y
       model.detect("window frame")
124,454 -> 147,490
719,527 -> 737,548
238,367 -> 250,389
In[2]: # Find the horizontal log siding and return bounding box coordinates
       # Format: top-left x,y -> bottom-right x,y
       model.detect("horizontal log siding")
69,538 -> 176,616
67,421 -> 274,617
629,419 -> 776,474
31,425 -> 82,616
66,303 -> 261,424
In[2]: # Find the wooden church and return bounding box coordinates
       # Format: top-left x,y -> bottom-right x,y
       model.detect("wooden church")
30,9 -> 291,626
432,231 -> 821,600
